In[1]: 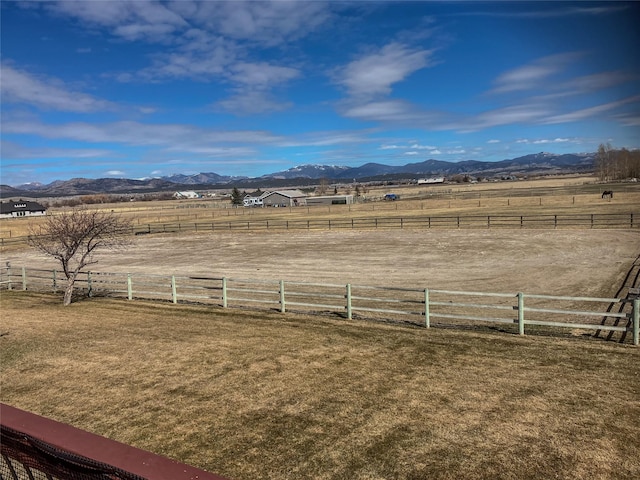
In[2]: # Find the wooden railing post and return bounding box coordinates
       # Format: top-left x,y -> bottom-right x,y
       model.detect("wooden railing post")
518,292 -> 525,335
22,266 -> 26,291
633,299 -> 639,346
346,283 -> 352,320
280,280 -> 286,313
424,288 -> 430,328
87,271 -> 93,297
127,274 -> 133,300
53,269 -> 57,293
171,275 -> 177,304
6,264 -> 11,290
222,277 -> 228,308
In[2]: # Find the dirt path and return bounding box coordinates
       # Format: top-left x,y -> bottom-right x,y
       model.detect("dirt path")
4,229 -> 639,296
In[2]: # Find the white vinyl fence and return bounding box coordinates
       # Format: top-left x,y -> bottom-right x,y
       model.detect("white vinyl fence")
1,266 -> 638,345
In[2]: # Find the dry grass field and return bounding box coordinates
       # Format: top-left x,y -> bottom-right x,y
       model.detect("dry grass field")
1,291 -> 639,480
2,176 -> 639,240
1,176 -> 640,479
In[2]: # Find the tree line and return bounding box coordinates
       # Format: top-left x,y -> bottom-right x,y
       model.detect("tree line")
595,143 -> 640,182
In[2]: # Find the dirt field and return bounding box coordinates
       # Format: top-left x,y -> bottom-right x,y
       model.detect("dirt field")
4,229 -> 639,297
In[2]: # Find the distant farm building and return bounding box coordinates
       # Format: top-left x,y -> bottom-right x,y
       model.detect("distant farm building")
173,191 -> 200,199
0,200 -> 47,218
305,195 -> 354,206
417,177 -> 445,184
261,190 -> 307,207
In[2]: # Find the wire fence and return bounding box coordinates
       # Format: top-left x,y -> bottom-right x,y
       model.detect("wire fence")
2,266 -> 638,345
1,212 -> 637,247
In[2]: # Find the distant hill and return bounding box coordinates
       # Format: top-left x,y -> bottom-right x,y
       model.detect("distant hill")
1,152 -> 595,198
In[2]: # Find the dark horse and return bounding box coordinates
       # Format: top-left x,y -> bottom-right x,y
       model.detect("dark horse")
602,190 -> 614,199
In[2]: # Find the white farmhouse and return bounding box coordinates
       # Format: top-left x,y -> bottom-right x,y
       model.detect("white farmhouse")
0,200 -> 47,218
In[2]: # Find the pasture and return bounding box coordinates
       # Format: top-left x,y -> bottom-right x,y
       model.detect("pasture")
2,175 -> 639,241
2,175 -> 640,479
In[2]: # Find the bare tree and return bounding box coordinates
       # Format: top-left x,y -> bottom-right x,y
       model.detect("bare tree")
28,208 -> 133,305
596,142 -> 613,181
317,178 -> 329,195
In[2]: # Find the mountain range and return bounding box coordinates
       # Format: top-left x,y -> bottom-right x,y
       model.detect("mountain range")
1,152 -> 595,198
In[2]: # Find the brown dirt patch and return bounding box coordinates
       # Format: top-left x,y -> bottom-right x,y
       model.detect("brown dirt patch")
4,229 -> 639,297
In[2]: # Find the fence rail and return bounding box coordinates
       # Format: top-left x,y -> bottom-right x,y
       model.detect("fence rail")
2,266 -> 638,345
1,212 -> 637,247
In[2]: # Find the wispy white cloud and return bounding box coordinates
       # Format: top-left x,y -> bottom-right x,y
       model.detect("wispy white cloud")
214,62 -> 301,114
187,0 -> 334,46
105,170 -> 125,176
490,53 -> 583,94
454,5 -> 628,19
1,64 -> 114,112
561,71 -> 637,93
337,42 -> 433,98
341,99 -> 441,125
542,96 -> 640,124
215,92 -> 292,116
50,0 -> 188,42
614,113 -> 640,127
1,140 -> 111,159
1,118 -> 284,150
516,137 -> 577,145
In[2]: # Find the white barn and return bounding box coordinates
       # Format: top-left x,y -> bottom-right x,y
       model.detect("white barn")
173,191 -> 200,199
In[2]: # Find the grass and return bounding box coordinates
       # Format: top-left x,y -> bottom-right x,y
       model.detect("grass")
1,290 -> 639,479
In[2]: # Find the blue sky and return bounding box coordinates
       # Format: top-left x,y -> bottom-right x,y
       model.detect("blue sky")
1,1 -> 639,186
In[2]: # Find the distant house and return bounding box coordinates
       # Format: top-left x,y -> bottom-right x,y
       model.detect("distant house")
417,177 -> 445,184
261,190 -> 307,207
173,191 -> 200,199
0,200 -> 47,219
243,195 -> 264,207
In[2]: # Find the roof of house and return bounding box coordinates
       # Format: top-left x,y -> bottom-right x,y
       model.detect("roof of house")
0,200 -> 47,214
262,190 -> 307,199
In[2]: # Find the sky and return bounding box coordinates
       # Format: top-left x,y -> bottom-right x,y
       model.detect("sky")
1,1 -> 639,186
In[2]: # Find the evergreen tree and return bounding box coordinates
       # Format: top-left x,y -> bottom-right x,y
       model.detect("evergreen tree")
231,187 -> 244,206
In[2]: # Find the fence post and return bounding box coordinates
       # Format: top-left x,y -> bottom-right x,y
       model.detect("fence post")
171,275 -> 177,304
53,269 -> 57,293
346,283 -> 352,320
424,288 -> 430,328
127,273 -> 132,300
22,266 -> 26,291
633,299 -> 639,346
7,263 -> 12,290
87,271 -> 93,297
518,292 -> 525,335
222,277 -> 228,308
280,280 -> 286,313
